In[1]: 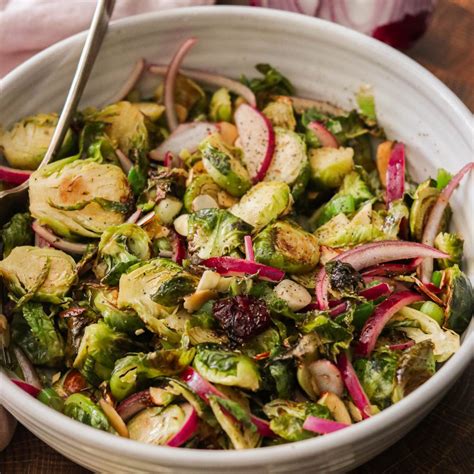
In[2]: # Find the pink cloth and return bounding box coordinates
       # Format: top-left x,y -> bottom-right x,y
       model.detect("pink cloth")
0,0 -> 213,77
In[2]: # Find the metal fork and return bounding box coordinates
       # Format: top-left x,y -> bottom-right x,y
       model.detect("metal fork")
0,0 -> 116,223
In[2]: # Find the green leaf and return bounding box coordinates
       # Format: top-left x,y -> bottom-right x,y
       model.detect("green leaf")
1,213 -> 33,258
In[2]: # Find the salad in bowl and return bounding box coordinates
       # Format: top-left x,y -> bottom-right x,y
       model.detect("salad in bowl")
0,37 -> 472,450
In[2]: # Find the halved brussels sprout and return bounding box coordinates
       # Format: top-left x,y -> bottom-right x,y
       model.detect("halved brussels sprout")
353,348 -> 399,408
73,321 -> 135,383
135,102 -> 165,122
90,287 -> 144,334
200,133 -> 251,197
253,220 -> 319,273
118,258 -> 198,334
263,128 -> 310,199
128,404 -> 195,446
193,345 -> 261,391
29,158 -> 132,239
309,147 -> 354,190
94,223 -> 151,285
1,213 -> 33,258
11,302 -> 64,366
409,179 -> 450,241
63,393 -> 110,431
230,181 -> 292,230
209,88 -> 232,122
187,208 -> 251,259
0,246 -> 77,304
0,113 -> 74,170
262,96 -> 296,131
88,101 -> 150,154
263,399 -> 331,442
184,174 -> 237,213
310,171 -> 373,229
208,395 -> 261,449
434,232 -> 463,269
109,348 -> 195,400
444,265 -> 473,333
391,341 -> 435,403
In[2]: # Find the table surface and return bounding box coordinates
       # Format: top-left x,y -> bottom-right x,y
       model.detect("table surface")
1,0 -> 473,472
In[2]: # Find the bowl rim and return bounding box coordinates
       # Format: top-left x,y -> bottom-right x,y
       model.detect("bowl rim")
1,5 -> 472,468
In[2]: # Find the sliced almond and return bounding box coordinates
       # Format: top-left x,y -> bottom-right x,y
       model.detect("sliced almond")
173,214 -> 189,237
192,194 -> 219,212
99,399 -> 129,438
183,290 -> 217,312
346,400 -> 363,423
318,392 -> 352,425
219,122 -> 238,146
196,270 -> 221,292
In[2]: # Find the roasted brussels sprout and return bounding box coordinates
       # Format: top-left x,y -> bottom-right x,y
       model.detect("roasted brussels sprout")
29,158 -> 132,239
193,345 -> 261,391
253,220 -> 319,273
409,179 -> 450,241
308,147 -> 354,190
187,208 -> 251,259
183,174 -> 237,213
200,133 -> 251,197
262,96 -> 296,131
91,287 -> 144,334
118,258 -> 198,334
310,171 -> 373,229
1,213 -> 33,258
209,88 -> 232,122
391,341 -> 435,403
11,302 -> 64,366
391,306 -> 459,362
128,404 -> 196,446
263,128 -> 310,198
73,321 -> 135,383
209,395 -> 261,449
354,348 -> 399,408
109,348 -> 195,400
230,181 -> 292,230
263,400 -> 331,442
94,223 -> 151,285
0,113 -> 74,170
0,246 -> 77,304
444,265 -> 473,333
434,232 -> 463,269
63,393 -> 110,431
88,101 -> 150,154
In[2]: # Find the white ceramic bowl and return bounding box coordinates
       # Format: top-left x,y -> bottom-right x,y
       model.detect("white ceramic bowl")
0,6 -> 472,473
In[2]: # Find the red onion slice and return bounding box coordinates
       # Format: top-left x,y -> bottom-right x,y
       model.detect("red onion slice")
244,235 -> 255,262
361,257 -> 423,277
0,165 -> 32,185
108,58 -> 145,104
336,352 -> 372,419
303,415 -> 349,434
115,149 -> 133,174
170,231 -> 186,265
385,142 -> 405,204
362,275 -> 408,293
202,256 -> 284,282
356,290 -> 423,357
11,346 -> 42,391
11,379 -> 40,397
329,302 -> 349,318
149,122 -> 218,162
116,389 -> 154,422
388,340 -> 415,351
358,282 -> 392,301
164,38 -> 198,131
166,403 -> 199,447
126,209 -> 142,224
420,162 -> 474,282
181,368 -> 274,437
234,103 -> 276,183
315,241 -> 448,310
307,121 -> 338,148
148,64 -> 256,107
288,96 -> 347,116
32,221 -> 88,255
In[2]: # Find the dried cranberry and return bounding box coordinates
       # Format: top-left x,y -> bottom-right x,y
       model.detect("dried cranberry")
213,295 -> 271,345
